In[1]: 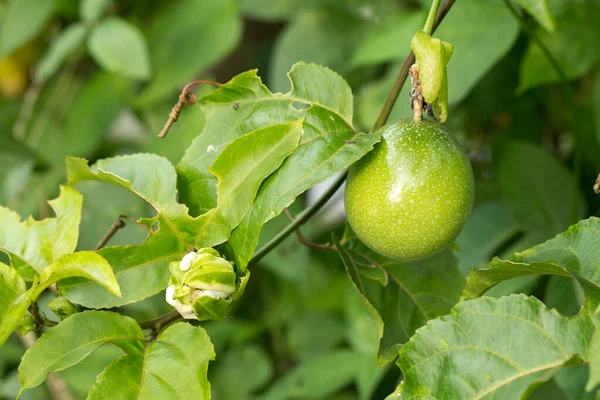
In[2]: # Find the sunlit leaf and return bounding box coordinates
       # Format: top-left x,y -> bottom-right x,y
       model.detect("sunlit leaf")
0,186 -> 82,277
0,263 -> 31,347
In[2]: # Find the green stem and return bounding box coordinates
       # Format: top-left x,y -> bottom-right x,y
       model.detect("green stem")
423,0 -> 442,35
248,0 -> 458,266
372,0 -> 456,132
248,171 -> 347,267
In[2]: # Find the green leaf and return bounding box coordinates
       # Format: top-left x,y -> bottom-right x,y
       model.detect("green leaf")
212,344 -> 273,399
455,200 -> 520,274
269,7 -> 368,93
496,140 -> 584,240
588,314 -> 600,391
411,30 -> 453,122
87,322 -> 214,400
34,251 -> 120,298
0,263 -> 31,347
37,23 -> 87,83
334,232 -> 464,363
193,121 -> 303,248
0,0 -> 56,57
462,218 -> 600,310
514,0 -> 555,31
518,2 -> 600,93
0,186 -> 82,277
262,350 -> 365,400
138,0 -> 241,104
18,311 -> 145,394
179,63 -> 379,269
351,11 -> 424,68
80,0 -> 112,22
388,295 -> 594,399
88,17 -> 150,80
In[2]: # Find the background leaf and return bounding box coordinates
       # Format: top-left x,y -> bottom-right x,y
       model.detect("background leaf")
37,23 -> 87,83
80,0 -> 112,22
514,0 -> 555,31
88,17 -> 150,80
0,0 -> 56,57
138,0 -> 241,104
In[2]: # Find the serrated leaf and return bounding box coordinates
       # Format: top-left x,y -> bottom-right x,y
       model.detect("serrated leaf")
63,121 -> 301,307
87,323 -> 214,400
518,2 -> 600,93
138,0 -> 241,104
18,311 -> 145,394
193,121 -> 303,248
37,23 -> 87,82
388,295 -> 594,399
0,263 -> 30,347
80,0 -> 111,22
179,62 -> 379,269
334,231 -> 464,364
411,30 -> 453,122
34,251 -> 120,298
0,0 -> 56,57
514,0 -> 555,31
462,218 -> 600,311
88,17 -> 150,80
0,186 -> 82,277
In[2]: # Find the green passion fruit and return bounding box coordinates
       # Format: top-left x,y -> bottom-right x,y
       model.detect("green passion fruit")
344,118 -> 474,261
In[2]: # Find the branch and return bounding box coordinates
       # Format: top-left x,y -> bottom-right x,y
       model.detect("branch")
138,310 -> 181,339
94,217 -> 126,251
594,174 -> 600,194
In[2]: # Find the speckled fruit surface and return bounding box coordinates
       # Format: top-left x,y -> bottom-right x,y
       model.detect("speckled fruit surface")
345,118 -> 474,261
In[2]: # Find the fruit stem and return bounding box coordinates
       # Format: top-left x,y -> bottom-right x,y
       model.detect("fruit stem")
423,0 -> 442,35
409,65 -> 423,121
249,0 -> 458,266
372,0 -> 456,132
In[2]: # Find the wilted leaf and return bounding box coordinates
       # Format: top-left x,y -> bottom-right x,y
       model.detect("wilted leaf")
411,30 -> 453,122
87,323 -> 214,400
388,295 -> 594,399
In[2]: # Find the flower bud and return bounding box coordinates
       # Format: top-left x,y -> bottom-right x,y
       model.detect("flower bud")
47,296 -> 79,320
165,248 -> 248,321
16,313 -> 36,335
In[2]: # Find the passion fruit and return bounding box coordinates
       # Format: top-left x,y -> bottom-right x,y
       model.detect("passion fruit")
344,118 -> 474,261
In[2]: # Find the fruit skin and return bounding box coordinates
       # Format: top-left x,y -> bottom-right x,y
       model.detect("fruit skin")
345,118 -> 474,261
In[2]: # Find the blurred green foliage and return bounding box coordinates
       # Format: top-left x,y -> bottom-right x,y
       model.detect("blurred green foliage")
0,0 -> 599,398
